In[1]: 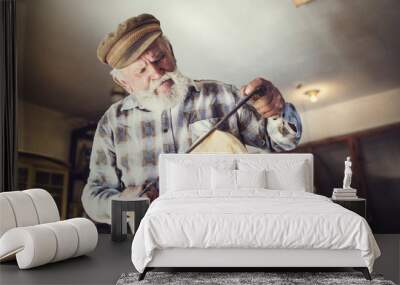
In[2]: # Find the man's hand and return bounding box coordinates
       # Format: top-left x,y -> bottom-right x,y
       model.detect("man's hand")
240,77 -> 285,119
120,186 -> 142,198
143,182 -> 159,202
120,182 -> 159,202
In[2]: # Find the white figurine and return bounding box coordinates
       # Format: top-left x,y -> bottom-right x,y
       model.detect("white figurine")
342,156 -> 353,189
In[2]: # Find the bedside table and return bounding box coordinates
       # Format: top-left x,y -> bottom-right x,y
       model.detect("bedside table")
331,198 -> 366,218
111,197 -> 150,242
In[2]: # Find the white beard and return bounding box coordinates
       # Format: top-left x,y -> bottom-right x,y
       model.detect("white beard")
133,69 -> 192,113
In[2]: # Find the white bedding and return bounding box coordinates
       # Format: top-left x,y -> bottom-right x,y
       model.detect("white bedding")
131,190 -> 380,273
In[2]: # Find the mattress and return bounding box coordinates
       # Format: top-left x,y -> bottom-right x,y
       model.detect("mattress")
131,190 -> 380,273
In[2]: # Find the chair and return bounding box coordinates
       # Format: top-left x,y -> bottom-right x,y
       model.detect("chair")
0,189 -> 98,269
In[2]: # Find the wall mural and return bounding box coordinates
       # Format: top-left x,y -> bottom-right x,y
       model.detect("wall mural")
16,6 -> 400,234
79,14 -> 303,225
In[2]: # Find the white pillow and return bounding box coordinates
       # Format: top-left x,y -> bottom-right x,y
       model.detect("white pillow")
266,166 -> 307,191
238,159 -> 308,191
211,168 -> 267,190
165,158 -> 236,193
211,168 -> 236,190
237,169 -> 267,189
167,162 -> 211,191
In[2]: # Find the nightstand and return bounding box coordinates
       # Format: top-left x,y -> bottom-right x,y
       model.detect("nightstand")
111,197 -> 150,242
331,198 -> 366,218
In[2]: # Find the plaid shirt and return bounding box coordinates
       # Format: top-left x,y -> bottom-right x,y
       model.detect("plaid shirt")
82,80 -> 302,223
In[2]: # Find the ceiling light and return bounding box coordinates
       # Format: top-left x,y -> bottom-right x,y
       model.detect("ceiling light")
292,0 -> 314,7
304,89 -> 320,103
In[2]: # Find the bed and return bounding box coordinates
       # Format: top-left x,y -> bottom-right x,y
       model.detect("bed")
131,153 -> 380,280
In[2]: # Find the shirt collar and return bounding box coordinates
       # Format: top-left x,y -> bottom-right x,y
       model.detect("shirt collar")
120,80 -> 200,111
121,94 -> 139,111
191,80 -> 200,92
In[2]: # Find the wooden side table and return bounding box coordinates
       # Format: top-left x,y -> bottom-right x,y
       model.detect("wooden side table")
331,198 -> 366,218
111,197 -> 149,242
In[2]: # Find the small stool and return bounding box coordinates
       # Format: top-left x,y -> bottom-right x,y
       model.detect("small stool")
111,197 -> 149,242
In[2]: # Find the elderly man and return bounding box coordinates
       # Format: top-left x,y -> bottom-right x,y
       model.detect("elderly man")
82,14 -> 302,223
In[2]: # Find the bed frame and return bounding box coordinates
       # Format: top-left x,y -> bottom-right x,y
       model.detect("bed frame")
139,154 -> 371,280
141,248 -> 370,280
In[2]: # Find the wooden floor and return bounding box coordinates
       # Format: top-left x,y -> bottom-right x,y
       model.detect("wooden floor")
0,234 -> 398,284
373,234 -> 400,284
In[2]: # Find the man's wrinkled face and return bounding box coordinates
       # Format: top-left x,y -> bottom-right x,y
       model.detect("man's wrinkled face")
117,37 -> 177,95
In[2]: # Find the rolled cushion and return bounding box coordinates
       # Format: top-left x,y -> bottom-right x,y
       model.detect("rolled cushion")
65,218 -> 98,257
42,221 -> 79,262
0,226 -> 57,269
23,189 -> 60,224
0,196 -> 17,237
0,189 -> 60,239
0,191 -> 39,228
0,218 -> 98,269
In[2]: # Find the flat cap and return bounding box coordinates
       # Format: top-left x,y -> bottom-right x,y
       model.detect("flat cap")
97,14 -> 162,69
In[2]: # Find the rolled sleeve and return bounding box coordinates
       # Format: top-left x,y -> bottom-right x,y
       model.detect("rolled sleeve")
267,102 -> 302,152
233,82 -> 302,152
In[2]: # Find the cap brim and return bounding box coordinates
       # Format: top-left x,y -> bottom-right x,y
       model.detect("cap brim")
114,32 -> 162,69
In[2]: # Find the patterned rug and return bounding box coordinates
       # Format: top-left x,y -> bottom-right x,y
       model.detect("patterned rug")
116,271 -> 396,285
